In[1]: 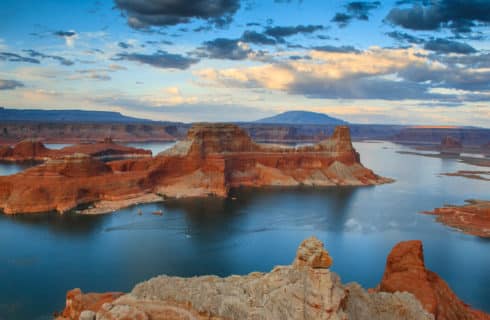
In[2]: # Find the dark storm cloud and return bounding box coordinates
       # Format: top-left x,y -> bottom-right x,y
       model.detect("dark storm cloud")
386,31 -> 425,44
0,52 -> 40,64
196,38 -> 252,60
312,45 -> 360,53
0,79 -> 24,90
114,0 -> 241,28
118,42 -> 133,49
264,25 -> 324,40
115,50 -> 199,69
240,31 -> 277,45
423,38 -> 477,54
22,49 -> 75,66
386,0 -> 490,33
332,1 -> 381,27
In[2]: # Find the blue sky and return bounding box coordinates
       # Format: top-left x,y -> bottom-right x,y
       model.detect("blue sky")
1,0 -> 489,126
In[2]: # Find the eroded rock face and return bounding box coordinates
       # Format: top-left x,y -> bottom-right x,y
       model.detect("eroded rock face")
378,240 -> 490,320
59,288 -> 123,320
0,124 -> 391,215
422,200 -> 490,238
56,237 -> 434,320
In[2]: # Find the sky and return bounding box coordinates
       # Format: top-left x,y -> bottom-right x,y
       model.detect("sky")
0,0 -> 489,126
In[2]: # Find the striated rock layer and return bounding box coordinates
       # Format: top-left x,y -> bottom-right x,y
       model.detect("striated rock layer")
0,124 -> 391,215
56,237 -> 433,320
422,200 -> 490,238
378,240 -> 490,320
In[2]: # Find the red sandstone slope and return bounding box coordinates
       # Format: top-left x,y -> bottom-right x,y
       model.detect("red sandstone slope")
422,200 -> 490,238
0,124 -> 391,214
379,240 -> 490,320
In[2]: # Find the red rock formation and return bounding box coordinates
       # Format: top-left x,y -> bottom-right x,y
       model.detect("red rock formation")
379,240 -> 490,320
0,124 -> 391,214
423,200 -> 490,238
440,136 -> 462,155
0,139 -> 151,162
57,288 -> 123,320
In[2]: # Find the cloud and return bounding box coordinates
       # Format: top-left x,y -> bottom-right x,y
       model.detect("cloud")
53,30 -> 77,47
114,0 -> 241,28
118,42 -> 133,49
386,31 -> 425,44
198,46 -> 490,101
264,25 -> 324,41
423,38 -> 477,54
196,38 -> 253,60
386,0 -> 490,33
0,52 -> 40,64
240,31 -> 277,45
0,79 -> 24,90
332,1 -> 381,27
312,45 -> 359,53
115,50 -> 199,69
22,49 -> 75,66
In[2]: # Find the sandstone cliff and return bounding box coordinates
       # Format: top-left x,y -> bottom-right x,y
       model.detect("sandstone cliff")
0,124 -> 391,214
56,237 -> 433,320
378,240 -> 490,320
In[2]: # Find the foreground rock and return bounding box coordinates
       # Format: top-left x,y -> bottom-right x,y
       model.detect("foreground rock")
56,237 -> 432,320
0,124 -> 391,215
0,138 -> 151,162
422,200 -> 490,238
378,240 -> 490,319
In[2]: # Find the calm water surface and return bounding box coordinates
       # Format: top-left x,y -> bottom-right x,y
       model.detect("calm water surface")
0,141 -> 489,319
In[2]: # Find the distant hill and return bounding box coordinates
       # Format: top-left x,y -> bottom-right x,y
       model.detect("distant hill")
256,111 -> 347,125
0,107 -> 151,123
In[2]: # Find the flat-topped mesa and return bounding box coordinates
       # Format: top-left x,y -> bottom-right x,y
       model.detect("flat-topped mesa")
186,123 -> 259,155
0,124 -> 391,215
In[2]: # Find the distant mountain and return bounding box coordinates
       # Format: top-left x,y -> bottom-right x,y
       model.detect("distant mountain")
256,111 -> 346,125
0,107 -> 151,123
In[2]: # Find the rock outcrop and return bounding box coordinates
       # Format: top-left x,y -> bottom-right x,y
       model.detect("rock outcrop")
0,139 -> 151,162
440,136 -> 462,155
422,200 -> 490,238
378,240 -> 490,320
0,124 -> 391,214
56,237 -> 433,320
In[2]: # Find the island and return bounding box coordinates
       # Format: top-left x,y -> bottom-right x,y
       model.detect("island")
423,200 -> 490,238
0,124 -> 392,215
55,237 -> 489,320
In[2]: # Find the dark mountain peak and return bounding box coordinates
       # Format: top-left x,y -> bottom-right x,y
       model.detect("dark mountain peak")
256,110 -> 346,125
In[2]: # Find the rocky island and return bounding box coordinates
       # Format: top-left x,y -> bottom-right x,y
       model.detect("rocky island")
55,237 -> 489,320
423,200 -> 490,238
0,124 -> 391,215
0,138 -> 151,162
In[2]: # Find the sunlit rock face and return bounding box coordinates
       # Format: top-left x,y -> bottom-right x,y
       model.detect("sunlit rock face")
378,240 -> 490,320
0,124 -> 391,215
56,237 -> 433,320
423,200 -> 490,238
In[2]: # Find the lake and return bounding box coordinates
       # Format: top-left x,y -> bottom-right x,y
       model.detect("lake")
0,141 -> 489,319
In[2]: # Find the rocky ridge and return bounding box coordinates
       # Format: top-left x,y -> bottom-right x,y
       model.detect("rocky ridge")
56,237 -> 434,320
0,124 -> 391,214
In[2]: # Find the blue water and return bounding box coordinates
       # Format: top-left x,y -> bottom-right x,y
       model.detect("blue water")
0,141 -> 489,319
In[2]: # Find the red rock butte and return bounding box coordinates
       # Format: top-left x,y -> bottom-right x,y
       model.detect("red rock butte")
0,124 -> 392,215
